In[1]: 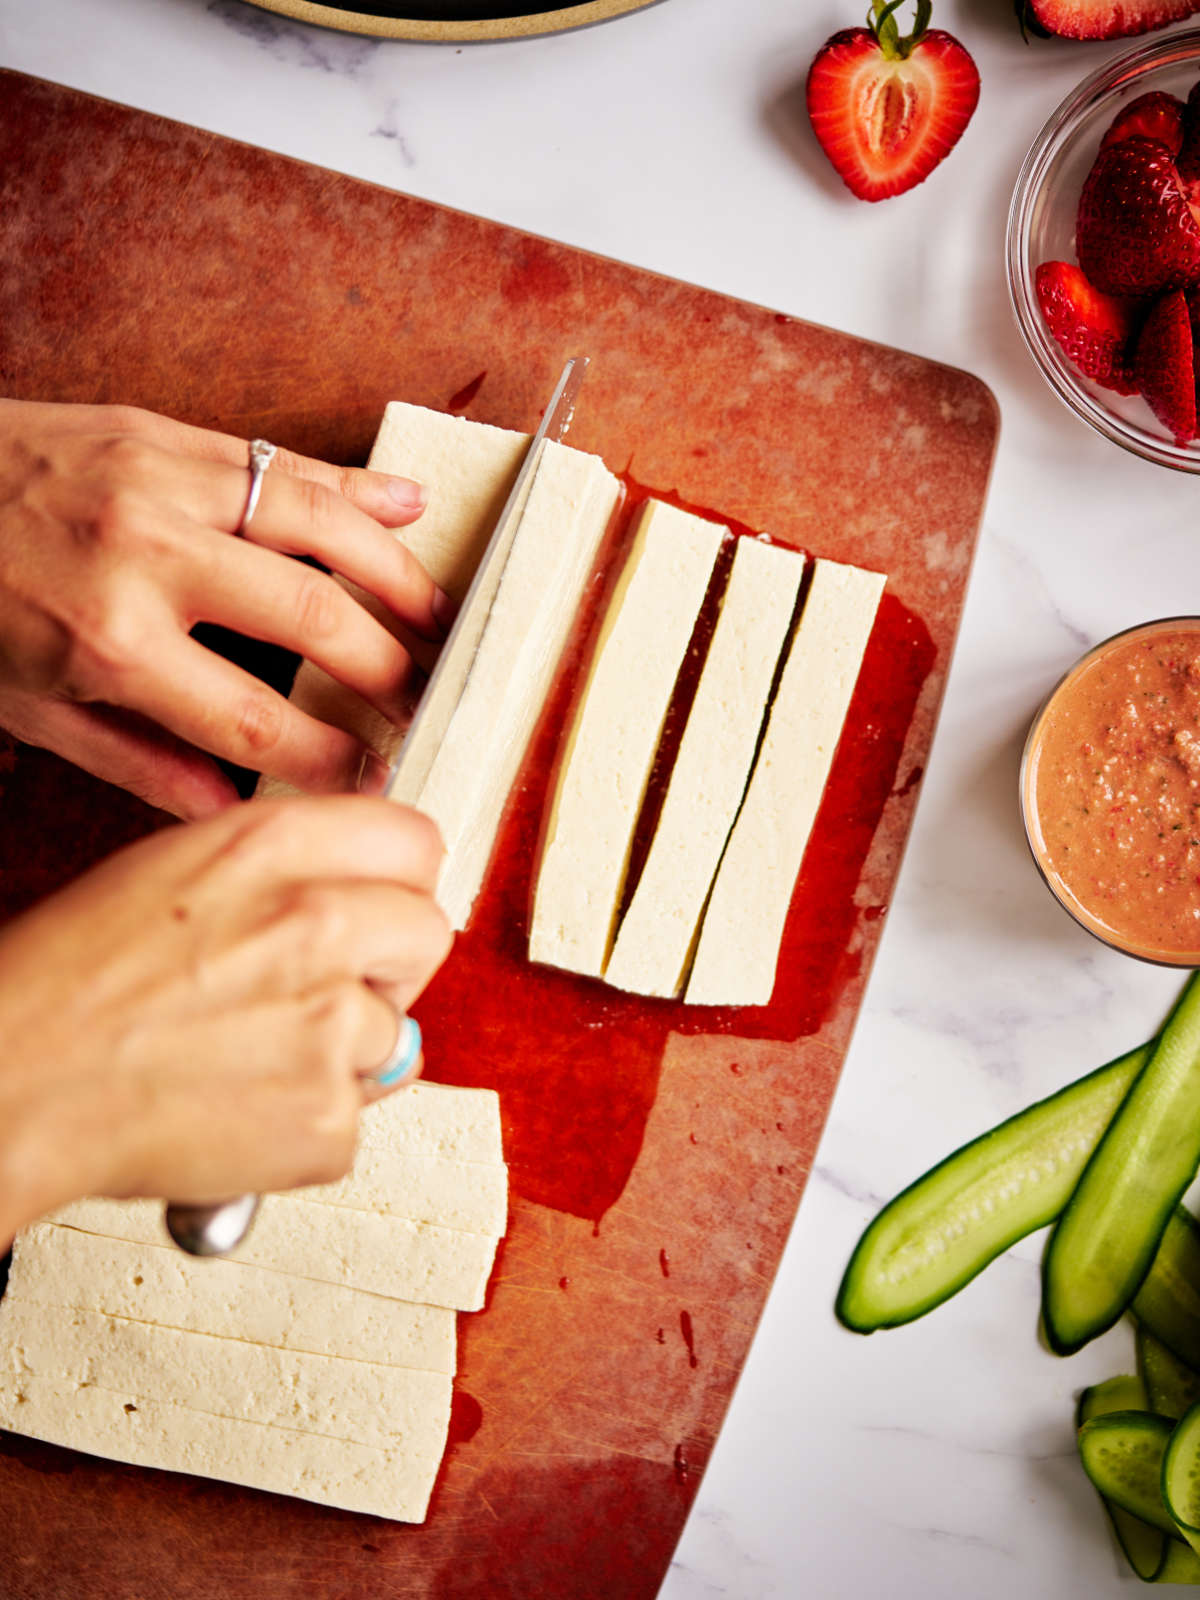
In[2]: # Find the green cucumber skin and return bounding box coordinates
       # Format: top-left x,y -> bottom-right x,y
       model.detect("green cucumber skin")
1079,1412 -> 1179,1538
1077,1377 -> 1165,1582
1138,1211 -> 1200,1374
1139,1326 -> 1200,1423
1044,975 -> 1200,1358
835,1046 -> 1147,1334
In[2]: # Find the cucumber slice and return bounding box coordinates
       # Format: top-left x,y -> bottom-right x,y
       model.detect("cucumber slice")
1155,1539 -> 1200,1583
1078,1376 -> 1165,1581
1163,1401 -> 1200,1557
1044,975 -> 1200,1356
1140,1327 -> 1200,1422
835,1045 -> 1147,1332
1137,1210 -> 1200,1372
1078,1411 -> 1178,1537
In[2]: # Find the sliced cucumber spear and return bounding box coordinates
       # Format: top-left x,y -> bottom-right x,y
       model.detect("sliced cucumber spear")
1138,1210 -> 1200,1373
1078,1376 -> 1166,1581
835,1045 -> 1147,1333
1163,1401 -> 1200,1559
1139,1327 -> 1200,1423
1078,1411 -> 1179,1538
1044,975 -> 1200,1356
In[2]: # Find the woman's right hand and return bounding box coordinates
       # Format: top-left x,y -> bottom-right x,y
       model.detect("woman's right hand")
0,794 -> 452,1244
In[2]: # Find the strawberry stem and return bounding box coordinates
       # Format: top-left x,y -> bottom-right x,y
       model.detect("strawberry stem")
868,0 -> 933,60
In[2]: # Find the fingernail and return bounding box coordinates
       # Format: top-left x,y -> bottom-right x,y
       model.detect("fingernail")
376,1017 -> 422,1087
387,477 -> 427,511
356,750 -> 390,796
432,587 -> 457,634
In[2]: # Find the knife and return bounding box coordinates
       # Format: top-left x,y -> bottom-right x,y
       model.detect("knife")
164,356 -> 589,1259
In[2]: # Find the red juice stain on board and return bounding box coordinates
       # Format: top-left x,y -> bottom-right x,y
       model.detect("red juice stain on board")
411,481 -> 937,1225
893,764 -> 924,799
656,1328 -> 666,1345
446,369 -> 487,412
659,1250 -> 671,1279
558,1276 -> 570,1291
680,1311 -> 699,1369
446,1390 -> 483,1448
500,239 -> 575,306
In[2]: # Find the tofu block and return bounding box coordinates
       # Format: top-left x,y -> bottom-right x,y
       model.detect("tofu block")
362,1081 -> 504,1166
11,1223 -> 456,1374
257,403 -> 530,795
529,500 -> 725,978
604,537 -> 806,998
302,1151 -> 508,1237
0,1374 -> 445,1521
51,1195 -> 500,1312
0,1301 -> 450,1456
685,557 -> 886,1006
399,440 -> 620,929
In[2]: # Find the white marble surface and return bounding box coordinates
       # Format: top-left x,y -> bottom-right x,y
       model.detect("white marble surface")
3,0 -> 1200,1593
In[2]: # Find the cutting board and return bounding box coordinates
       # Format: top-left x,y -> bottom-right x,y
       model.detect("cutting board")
0,71 -> 997,1600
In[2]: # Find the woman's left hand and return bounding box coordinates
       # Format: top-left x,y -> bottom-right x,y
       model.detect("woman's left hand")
0,399 -> 449,818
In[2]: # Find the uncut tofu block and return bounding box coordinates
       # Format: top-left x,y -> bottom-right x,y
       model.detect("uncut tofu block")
529,499 -> 724,979
686,556 -> 885,1007
604,536 -> 806,999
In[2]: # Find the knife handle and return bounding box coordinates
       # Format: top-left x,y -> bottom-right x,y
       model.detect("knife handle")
163,1194 -> 260,1257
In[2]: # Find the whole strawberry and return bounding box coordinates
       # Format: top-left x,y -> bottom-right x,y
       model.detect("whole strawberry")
1077,137 -> 1200,298
806,0 -> 980,202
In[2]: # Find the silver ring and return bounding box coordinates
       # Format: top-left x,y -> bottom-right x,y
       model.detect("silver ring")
238,438 -> 277,535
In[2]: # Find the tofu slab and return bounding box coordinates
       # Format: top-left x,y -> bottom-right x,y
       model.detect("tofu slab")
604,536 -> 806,998
409,442 -> 619,929
0,1373 -> 445,1521
685,557 -> 886,1006
11,1224 -> 456,1374
303,1150 -> 508,1237
529,499 -> 725,978
362,1081 -> 504,1166
0,1301 -> 450,1456
51,1195 -> 500,1312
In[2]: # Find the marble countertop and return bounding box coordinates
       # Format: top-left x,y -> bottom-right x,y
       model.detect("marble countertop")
4,0 -> 1200,1593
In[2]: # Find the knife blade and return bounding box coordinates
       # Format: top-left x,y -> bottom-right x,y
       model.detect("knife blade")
164,357 -> 589,1260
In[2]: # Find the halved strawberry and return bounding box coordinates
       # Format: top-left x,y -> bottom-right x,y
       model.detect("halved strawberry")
1024,0 -> 1199,38
1077,137 -> 1200,298
1135,289 -> 1197,441
1036,261 -> 1139,393
806,1 -> 979,202
1100,91 -> 1184,157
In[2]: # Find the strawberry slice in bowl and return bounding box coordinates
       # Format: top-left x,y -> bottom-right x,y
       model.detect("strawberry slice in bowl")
806,0 -> 979,201
1035,262 -> 1139,394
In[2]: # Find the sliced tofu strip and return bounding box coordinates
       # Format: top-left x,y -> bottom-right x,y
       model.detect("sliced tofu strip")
529,499 -> 725,978
0,1373 -> 445,1522
9,1224 -> 456,1375
685,557 -> 886,1007
360,1081 -> 504,1167
604,537 -> 806,998
50,1195 -> 499,1312
0,1301 -> 450,1456
257,403 -> 530,797
302,1150 -> 507,1236
409,442 -> 620,929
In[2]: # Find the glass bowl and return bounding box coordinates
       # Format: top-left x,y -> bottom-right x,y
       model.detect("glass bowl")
1007,29 -> 1200,472
1021,617 -> 1200,966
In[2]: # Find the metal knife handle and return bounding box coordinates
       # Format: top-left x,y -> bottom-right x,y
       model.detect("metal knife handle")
164,1194 -> 260,1257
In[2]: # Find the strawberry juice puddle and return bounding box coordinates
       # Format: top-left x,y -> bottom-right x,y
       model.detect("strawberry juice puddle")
1023,619 -> 1200,963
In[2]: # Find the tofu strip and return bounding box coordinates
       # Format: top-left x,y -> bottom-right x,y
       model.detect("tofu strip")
529,499 -> 725,978
686,557 -> 886,1007
407,442 -> 619,929
10,1224 -> 456,1374
604,537 -> 806,998
0,1302 -> 450,1455
0,1374 -> 445,1522
50,1194 -> 500,1313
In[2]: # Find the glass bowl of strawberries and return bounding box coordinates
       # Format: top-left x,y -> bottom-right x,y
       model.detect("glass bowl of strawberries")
1009,28 -> 1200,470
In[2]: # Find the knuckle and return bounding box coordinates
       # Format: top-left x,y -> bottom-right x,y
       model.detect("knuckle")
334,464 -> 363,504
293,572 -> 343,642
235,687 -> 286,754
101,404 -> 155,438
294,473 -> 337,532
282,882 -> 350,957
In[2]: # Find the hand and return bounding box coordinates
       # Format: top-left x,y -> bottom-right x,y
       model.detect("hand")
0,399 -> 450,819
0,795 -> 452,1242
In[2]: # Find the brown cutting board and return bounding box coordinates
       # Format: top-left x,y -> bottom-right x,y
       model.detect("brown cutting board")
0,70 -> 997,1600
